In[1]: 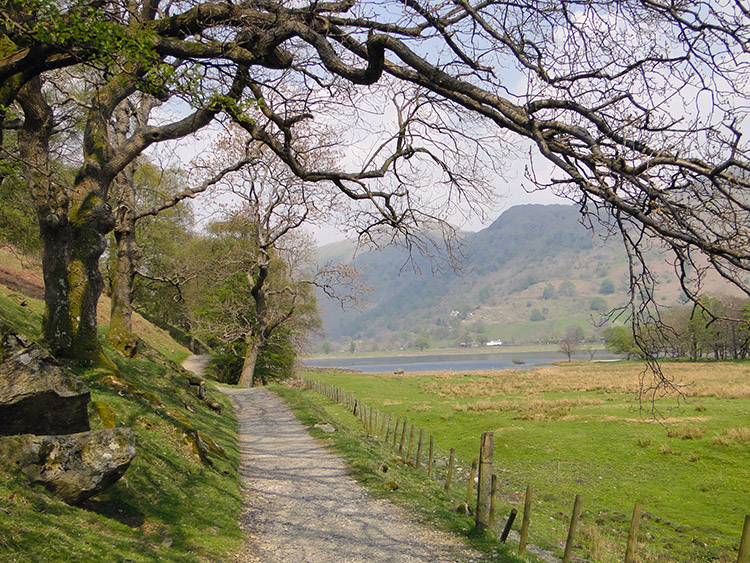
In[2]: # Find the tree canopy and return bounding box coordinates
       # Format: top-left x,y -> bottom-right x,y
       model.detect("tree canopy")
2,0 -> 750,384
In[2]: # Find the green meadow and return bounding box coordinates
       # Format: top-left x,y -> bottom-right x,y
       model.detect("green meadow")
302,362 -> 750,562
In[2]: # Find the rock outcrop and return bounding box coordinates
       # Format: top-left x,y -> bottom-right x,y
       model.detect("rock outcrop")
0,428 -> 137,504
0,325 -> 136,504
0,330 -> 90,436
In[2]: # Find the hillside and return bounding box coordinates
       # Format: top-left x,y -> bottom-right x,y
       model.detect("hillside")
0,248 -> 243,562
316,204 -> 738,352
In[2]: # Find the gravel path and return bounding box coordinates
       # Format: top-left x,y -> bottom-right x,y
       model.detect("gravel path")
216,384 -> 486,563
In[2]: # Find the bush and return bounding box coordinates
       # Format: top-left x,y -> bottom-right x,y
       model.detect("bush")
599,279 -> 616,294
590,296 -> 608,311
530,309 -> 545,321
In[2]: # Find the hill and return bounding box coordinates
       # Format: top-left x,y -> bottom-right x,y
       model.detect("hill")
0,248 -> 243,562
315,204 -> 737,353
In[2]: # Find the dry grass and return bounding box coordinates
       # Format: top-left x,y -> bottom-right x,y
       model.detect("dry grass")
454,396 -> 604,420
418,362 -> 750,401
667,424 -> 705,440
712,427 -> 750,446
578,524 -> 621,563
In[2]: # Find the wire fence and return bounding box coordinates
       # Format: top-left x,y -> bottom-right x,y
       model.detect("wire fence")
299,376 -> 750,563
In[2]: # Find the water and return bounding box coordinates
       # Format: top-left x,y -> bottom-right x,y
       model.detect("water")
304,349 -> 621,373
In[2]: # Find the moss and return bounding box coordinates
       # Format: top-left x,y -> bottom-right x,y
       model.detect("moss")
90,401 -> 116,429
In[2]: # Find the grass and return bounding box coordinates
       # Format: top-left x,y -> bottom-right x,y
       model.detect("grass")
0,284 -> 244,562
271,381 -> 526,563
301,362 -> 750,562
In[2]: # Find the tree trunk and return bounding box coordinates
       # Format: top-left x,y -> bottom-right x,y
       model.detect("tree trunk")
107,102 -> 140,357
68,185 -> 117,369
238,333 -> 262,387
19,77 -> 117,369
108,202 -> 139,357
18,77 -> 74,357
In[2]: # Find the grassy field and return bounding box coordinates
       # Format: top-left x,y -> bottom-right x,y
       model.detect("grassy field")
302,362 -> 750,562
0,283 -> 244,562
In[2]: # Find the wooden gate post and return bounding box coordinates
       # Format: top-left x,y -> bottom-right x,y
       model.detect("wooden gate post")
475,432 -> 495,531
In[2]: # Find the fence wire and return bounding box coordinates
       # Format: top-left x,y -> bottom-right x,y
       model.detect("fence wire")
299,376 -> 745,561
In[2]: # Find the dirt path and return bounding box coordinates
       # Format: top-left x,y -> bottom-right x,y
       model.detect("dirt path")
211,382 -> 486,563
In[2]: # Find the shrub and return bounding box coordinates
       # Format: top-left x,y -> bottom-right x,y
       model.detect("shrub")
590,297 -> 608,311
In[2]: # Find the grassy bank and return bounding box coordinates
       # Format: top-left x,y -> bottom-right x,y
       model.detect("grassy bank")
271,381 -> 526,562
0,284 -> 243,562
302,362 -> 750,562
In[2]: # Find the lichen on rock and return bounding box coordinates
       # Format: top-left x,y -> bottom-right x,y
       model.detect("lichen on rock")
0,428 -> 137,504
0,328 -> 90,436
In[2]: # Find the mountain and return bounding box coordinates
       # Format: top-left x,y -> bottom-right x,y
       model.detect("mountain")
314,204 -> 734,353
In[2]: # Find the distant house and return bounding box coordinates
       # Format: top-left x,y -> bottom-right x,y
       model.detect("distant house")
486,340 -> 503,346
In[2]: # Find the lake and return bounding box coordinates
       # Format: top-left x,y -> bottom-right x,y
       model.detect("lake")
304,349 -> 622,373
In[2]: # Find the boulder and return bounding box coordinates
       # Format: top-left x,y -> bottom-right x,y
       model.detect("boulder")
0,330 -> 90,436
0,428 -> 137,504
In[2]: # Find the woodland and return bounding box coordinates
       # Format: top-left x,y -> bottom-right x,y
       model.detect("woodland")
1,0 -> 750,391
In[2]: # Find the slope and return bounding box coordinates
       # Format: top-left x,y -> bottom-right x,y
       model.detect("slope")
0,248 -> 243,562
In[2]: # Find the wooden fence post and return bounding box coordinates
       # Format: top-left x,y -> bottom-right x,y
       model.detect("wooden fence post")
398,420 -> 408,456
415,429 -> 425,469
624,503 -> 642,563
476,432 -> 494,531
392,417 -> 401,448
369,407 -> 374,435
380,411 -> 387,437
501,508 -> 517,543
465,458 -> 478,508
444,447 -> 455,493
489,474 -> 498,528
428,435 -> 434,478
738,515 -> 750,563
562,494 -> 583,563
385,413 -> 393,442
519,484 -> 533,556
405,425 -> 415,463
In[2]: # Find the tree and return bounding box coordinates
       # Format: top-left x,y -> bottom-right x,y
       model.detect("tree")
542,284 -> 557,300
14,63 -> 245,367
599,279 -> 616,295
603,326 -> 641,360
559,281 -> 577,298
107,97 -> 259,357
590,297 -> 609,312
559,325 -> 585,362
414,336 -> 430,351
4,0 -> 750,385
530,309 -> 545,322
191,125 -> 365,386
